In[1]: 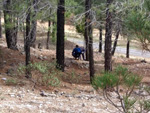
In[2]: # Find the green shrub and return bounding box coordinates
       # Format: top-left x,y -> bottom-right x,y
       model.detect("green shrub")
18,61 -> 61,87
93,65 -> 142,113
93,72 -> 119,89
5,78 -> 17,85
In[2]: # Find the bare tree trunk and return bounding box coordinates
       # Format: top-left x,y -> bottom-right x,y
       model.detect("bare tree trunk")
112,29 -> 120,56
87,0 -> 94,83
25,1 -> 31,78
46,20 -> 51,49
23,22 -> 26,51
84,0 -> 90,61
3,0 -> 17,50
126,40 -> 130,58
0,11 -> 2,38
99,26 -> 102,53
56,0 -> 65,71
30,0 -> 38,48
105,0 -> 113,71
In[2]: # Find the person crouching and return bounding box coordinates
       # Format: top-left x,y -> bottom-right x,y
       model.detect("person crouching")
72,45 -> 81,60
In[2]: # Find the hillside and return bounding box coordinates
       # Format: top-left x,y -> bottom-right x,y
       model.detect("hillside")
0,35 -> 150,112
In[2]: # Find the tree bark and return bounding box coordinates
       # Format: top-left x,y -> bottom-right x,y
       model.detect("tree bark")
112,29 -> 120,56
85,0 -> 94,83
105,0 -> 113,71
46,20 -> 51,49
84,0 -> 90,61
3,0 -> 17,50
99,26 -> 102,53
0,11 -> 2,38
56,0 -> 65,71
30,0 -> 38,48
25,1 -> 31,78
126,40 -> 130,58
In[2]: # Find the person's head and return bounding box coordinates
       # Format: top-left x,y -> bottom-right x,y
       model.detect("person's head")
76,45 -> 79,48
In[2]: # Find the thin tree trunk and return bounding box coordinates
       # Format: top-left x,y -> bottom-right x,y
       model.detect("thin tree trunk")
3,0 -> 17,50
84,0 -> 90,61
0,11 -> 2,38
23,22 -> 26,51
87,0 -> 94,83
56,0 -> 65,71
46,20 -> 51,49
105,0 -> 113,71
30,0 -> 38,48
12,14 -> 18,44
112,29 -> 120,56
25,2 -> 31,78
99,26 -> 102,53
126,40 -> 130,58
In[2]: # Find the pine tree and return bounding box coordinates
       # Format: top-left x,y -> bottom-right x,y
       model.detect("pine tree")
56,0 -> 65,71
105,0 -> 113,71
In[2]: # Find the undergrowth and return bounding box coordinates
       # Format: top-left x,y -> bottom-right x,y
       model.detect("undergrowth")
18,61 -> 61,87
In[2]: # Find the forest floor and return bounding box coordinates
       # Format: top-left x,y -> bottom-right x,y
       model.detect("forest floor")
0,25 -> 150,112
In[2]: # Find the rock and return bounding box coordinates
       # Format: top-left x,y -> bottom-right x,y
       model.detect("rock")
84,64 -> 89,69
38,55 -> 43,60
48,94 -> 57,97
141,59 -> 147,63
10,63 -> 15,66
9,93 -> 15,97
43,56 -> 47,59
17,94 -> 22,98
21,51 -> 25,55
82,103 -> 85,107
2,78 -> 7,81
65,60 -> 71,67
40,91 -> 47,97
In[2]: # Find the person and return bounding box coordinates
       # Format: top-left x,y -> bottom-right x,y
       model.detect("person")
72,45 -> 81,60
80,46 -> 85,60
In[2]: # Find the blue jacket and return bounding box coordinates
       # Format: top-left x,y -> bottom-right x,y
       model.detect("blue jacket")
72,47 -> 81,54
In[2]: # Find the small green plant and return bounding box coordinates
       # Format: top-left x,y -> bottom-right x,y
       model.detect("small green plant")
5,78 -> 17,85
93,65 -> 142,113
17,61 -> 61,87
69,69 -> 81,83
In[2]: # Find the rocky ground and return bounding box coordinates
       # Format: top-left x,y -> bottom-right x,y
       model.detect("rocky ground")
0,83 -> 119,113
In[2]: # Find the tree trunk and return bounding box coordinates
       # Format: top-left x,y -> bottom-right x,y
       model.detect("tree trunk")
84,0 -> 90,61
0,11 -> 2,38
112,29 -> 120,56
30,0 -> 38,48
88,5 -> 94,82
3,0 -> 17,50
126,40 -> 130,58
56,0 -> 65,71
99,26 -> 102,53
25,1 -> 31,78
46,20 -> 51,49
105,0 -> 113,71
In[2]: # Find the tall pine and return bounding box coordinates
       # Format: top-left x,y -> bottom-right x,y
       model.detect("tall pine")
56,0 -> 65,71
